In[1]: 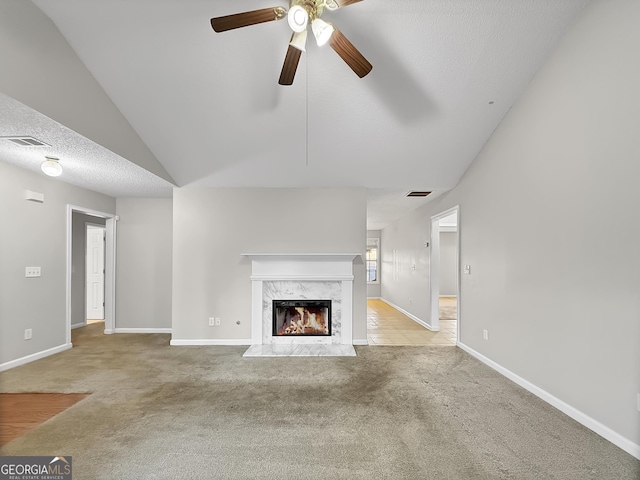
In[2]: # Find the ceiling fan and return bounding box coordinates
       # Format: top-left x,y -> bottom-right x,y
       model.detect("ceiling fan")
210,0 -> 372,85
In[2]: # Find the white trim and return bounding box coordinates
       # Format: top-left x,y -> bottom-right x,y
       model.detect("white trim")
250,274 -> 354,281
0,343 -> 72,372
379,298 -> 438,331
242,253 -> 360,261
430,206 -> 461,338
352,338 -> 368,345
439,295 -> 457,298
71,323 -> 85,330
367,296 -> 382,300
104,216 -> 117,334
170,339 -> 252,346
457,341 -> 640,460
114,328 -> 172,334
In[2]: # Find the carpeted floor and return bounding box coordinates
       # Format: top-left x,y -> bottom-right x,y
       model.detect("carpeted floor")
0,324 -> 638,479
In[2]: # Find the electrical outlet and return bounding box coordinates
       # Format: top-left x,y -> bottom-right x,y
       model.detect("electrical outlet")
208,317 -> 215,326
483,329 -> 488,340
24,328 -> 33,340
464,265 -> 471,275
25,267 -> 41,278
215,317 -> 221,326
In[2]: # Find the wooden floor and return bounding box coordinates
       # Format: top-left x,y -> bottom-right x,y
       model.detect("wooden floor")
0,393 -> 89,446
367,298 -> 457,346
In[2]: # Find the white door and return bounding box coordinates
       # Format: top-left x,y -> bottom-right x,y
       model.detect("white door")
86,225 -> 105,320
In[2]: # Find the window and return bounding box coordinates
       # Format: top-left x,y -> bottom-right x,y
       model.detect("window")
366,238 -> 380,284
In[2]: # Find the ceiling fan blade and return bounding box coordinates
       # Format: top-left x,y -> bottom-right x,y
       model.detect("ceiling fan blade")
333,0 -> 363,8
329,28 -> 372,78
279,43 -> 303,85
211,7 -> 286,33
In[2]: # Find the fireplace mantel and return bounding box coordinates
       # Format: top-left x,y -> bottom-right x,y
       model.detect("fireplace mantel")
242,253 -> 360,261
243,253 -> 360,282
242,253 -> 359,356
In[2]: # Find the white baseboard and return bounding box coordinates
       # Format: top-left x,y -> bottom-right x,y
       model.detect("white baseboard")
353,338 -> 369,345
0,343 -> 72,372
114,328 -> 172,334
367,296 -> 382,300
170,338 -> 252,346
379,298 -> 438,331
457,341 -> 640,460
439,294 -> 458,298
71,323 -> 86,330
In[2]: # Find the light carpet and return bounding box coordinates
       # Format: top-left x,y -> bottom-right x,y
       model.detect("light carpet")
0,324 -> 637,479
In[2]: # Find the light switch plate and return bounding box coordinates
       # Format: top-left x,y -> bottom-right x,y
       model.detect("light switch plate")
25,267 -> 41,277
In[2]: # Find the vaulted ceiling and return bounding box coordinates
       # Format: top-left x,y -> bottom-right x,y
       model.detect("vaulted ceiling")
2,0 -> 592,229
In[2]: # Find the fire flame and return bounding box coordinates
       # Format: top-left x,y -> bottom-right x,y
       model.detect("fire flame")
278,306 -> 328,335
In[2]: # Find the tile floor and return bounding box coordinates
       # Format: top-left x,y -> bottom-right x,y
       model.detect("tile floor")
366,298 -> 457,346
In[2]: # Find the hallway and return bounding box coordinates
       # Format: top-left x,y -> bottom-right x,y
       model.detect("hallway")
366,299 -> 457,346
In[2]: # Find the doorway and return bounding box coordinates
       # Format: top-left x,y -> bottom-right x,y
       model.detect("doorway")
86,224 -> 106,324
66,205 -> 117,345
429,206 -> 460,343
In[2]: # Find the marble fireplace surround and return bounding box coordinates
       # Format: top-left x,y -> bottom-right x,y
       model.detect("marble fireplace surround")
242,254 -> 359,357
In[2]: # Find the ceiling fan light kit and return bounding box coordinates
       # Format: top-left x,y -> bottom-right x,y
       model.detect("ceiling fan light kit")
311,18 -> 334,46
210,0 -> 371,86
287,5 -> 309,32
290,30 -> 308,52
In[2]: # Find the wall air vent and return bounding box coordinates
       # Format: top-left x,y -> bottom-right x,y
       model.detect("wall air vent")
1,136 -> 50,147
406,191 -> 431,197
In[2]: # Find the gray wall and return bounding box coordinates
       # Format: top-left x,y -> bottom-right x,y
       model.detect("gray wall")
0,161 -> 115,366
172,188 -> 367,342
0,0 -> 173,184
381,0 -> 640,448
71,213 -> 106,327
115,198 -> 173,329
366,230 -> 381,298
439,231 -> 457,296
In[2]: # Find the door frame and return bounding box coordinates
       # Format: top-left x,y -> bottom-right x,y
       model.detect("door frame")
85,223 -> 106,323
429,205 -> 460,339
66,205 -> 118,344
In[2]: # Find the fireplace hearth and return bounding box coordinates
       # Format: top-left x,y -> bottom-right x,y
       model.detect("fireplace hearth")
273,300 -> 331,336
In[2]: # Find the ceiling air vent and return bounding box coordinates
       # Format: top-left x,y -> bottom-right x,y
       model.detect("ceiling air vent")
1,136 -> 50,147
406,191 -> 431,197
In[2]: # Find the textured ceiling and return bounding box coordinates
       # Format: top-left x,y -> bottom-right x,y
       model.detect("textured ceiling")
0,93 -> 174,198
16,0 -> 592,228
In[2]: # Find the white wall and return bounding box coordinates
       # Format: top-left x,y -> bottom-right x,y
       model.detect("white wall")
439,231 -> 457,296
0,161 -> 115,367
381,213 -> 431,319
172,188 -> 367,343
0,0 -> 173,184
381,0 -> 640,454
115,198 -> 173,330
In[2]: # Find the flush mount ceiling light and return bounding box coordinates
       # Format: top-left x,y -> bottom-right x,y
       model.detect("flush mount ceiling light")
210,0 -> 372,86
41,156 -> 62,177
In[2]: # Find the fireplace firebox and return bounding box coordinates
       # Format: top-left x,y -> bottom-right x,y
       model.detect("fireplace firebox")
272,300 -> 331,336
